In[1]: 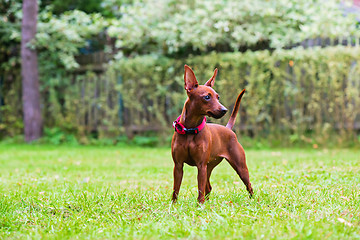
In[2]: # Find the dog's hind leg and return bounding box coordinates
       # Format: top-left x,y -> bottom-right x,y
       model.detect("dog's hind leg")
225,143 -> 253,197
205,158 -> 223,197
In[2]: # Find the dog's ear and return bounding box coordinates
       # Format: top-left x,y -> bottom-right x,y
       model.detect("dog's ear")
204,68 -> 218,88
184,65 -> 198,93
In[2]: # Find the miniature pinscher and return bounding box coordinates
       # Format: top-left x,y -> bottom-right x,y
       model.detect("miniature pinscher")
171,65 -> 253,203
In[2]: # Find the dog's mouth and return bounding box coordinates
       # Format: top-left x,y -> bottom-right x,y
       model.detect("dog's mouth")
207,111 -> 226,119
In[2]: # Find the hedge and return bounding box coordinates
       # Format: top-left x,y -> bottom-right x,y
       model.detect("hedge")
113,46 -> 360,146
1,46 -> 360,146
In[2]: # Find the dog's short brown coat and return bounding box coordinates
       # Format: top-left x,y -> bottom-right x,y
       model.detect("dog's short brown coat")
171,65 -> 253,203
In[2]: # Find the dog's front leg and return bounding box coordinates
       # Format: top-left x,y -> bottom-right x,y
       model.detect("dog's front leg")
172,161 -> 184,202
197,162 -> 207,204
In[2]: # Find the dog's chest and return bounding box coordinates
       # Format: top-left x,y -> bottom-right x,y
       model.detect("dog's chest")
174,134 -> 208,156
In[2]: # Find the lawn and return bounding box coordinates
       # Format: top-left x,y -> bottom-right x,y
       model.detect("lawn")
0,144 -> 359,239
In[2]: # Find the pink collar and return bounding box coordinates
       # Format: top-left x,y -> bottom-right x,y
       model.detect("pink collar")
173,115 -> 206,134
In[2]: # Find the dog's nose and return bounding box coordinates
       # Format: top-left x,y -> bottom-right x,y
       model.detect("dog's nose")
221,108 -> 228,115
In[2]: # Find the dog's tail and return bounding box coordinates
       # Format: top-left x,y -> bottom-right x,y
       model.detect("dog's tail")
226,89 -> 245,130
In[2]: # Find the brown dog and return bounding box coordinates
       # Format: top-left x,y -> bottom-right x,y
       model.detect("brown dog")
171,65 -> 253,203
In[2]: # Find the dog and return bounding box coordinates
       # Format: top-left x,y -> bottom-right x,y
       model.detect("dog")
171,65 -> 253,203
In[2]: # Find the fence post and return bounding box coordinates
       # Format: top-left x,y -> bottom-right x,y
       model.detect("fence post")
0,75 -> 3,123
117,75 -> 124,126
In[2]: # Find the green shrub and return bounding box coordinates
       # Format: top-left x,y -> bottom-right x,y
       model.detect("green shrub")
2,46 -> 360,147
113,46 -> 360,147
42,127 -> 79,145
131,136 -> 159,147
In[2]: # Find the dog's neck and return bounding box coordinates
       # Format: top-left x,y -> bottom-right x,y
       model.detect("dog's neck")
179,99 -> 205,129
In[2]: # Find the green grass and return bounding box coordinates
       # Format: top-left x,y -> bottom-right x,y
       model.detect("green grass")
0,144 -> 359,239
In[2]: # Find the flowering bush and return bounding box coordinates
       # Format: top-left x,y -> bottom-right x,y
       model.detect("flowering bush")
107,0 -> 358,57
36,9 -> 108,69
0,4 -> 107,71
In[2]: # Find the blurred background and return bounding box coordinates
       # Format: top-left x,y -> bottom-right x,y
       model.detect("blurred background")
1,0 -> 360,148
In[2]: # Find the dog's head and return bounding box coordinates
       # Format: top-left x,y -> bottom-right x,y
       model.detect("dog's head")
184,65 -> 227,119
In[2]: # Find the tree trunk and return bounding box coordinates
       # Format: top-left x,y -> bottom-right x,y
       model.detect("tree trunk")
21,0 -> 42,142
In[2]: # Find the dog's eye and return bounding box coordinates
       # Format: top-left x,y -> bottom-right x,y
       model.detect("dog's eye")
217,95 -> 220,100
204,95 -> 211,100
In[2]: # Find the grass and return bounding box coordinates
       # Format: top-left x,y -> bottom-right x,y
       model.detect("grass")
0,144 -> 359,239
